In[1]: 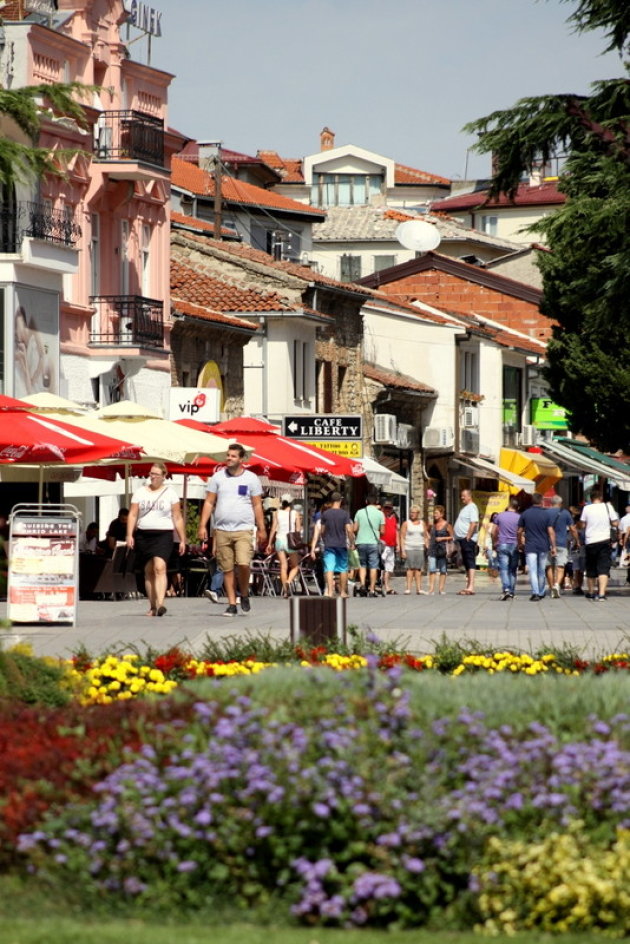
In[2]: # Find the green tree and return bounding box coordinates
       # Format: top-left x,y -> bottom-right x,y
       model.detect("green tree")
0,82 -> 91,186
464,0 -> 630,452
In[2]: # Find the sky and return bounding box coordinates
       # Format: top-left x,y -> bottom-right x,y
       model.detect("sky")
144,0 -> 623,181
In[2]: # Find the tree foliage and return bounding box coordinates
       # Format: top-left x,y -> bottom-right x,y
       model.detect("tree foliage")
0,81 -> 92,186
464,0 -> 630,451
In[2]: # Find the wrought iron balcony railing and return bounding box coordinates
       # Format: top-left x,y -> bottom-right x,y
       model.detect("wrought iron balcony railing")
94,110 -> 165,167
89,295 -> 165,350
0,201 -> 81,252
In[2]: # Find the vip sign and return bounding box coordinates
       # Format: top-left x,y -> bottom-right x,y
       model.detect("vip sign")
169,388 -> 220,423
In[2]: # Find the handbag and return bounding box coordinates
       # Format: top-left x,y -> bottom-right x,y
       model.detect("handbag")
286,510 -> 302,550
606,504 -> 618,544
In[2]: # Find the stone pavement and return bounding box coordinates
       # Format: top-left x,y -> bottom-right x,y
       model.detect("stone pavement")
2,568 -> 628,660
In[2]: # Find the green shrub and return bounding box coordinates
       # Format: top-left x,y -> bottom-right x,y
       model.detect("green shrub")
0,650 -> 72,707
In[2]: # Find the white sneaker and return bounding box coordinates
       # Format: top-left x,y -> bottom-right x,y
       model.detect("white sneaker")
551,585 -> 560,599
417,590 -> 428,595
204,589 -> 220,604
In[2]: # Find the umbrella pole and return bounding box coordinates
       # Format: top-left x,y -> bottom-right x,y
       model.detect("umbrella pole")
125,464 -> 130,506
182,474 -> 188,538
38,467 -> 44,508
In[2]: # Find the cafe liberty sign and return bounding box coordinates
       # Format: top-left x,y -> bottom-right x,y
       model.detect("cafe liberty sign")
283,415 -> 363,458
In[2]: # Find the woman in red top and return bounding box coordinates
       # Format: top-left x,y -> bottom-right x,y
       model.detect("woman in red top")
380,501 -> 400,594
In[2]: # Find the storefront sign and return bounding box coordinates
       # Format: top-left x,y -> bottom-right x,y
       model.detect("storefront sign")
283,415 -> 362,440
169,387 -> 220,423
124,0 -> 162,36
530,398 -> 568,430
305,440 -> 363,458
7,505 -> 79,624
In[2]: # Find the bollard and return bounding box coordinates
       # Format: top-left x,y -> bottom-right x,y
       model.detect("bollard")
290,596 -> 347,646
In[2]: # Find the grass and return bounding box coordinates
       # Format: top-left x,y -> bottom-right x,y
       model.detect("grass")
0,915 -> 613,944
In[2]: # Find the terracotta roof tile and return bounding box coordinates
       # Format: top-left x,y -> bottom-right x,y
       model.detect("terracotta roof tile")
171,158 -> 324,217
170,211 -> 236,239
431,180 -> 566,213
171,297 -> 259,332
171,259 -> 294,314
363,362 -> 436,396
256,153 -> 451,188
174,230 -> 370,297
394,162 -> 450,186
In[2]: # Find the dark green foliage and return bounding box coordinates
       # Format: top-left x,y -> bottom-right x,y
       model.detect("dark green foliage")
0,649 -> 72,707
464,1 -> 630,450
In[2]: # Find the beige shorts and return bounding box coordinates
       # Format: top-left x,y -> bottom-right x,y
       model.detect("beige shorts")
215,530 -> 254,572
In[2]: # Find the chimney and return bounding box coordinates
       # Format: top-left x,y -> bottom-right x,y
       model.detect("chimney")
320,127 -> 335,151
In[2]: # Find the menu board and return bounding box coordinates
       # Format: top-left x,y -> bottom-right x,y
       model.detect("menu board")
8,513 -> 79,624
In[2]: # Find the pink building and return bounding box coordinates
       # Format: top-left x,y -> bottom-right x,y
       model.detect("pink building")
0,0 -> 182,408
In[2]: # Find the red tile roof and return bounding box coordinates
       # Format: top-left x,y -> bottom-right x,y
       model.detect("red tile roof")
170,211 -> 235,239
171,157 -> 324,217
257,152 -> 450,187
171,297 -> 259,332
171,259 -> 294,314
363,362 -> 436,396
174,230 -> 370,298
431,180 -> 566,213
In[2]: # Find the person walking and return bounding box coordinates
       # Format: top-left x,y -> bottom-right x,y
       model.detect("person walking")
353,492 -> 385,597
491,497 -> 521,600
517,493 -> 555,601
427,505 -> 453,595
197,443 -> 266,617
126,462 -> 186,617
453,489 -> 479,595
267,494 -> 303,597
319,491 -> 354,598
400,505 -> 429,594
545,495 -> 578,598
380,501 -> 400,594
580,489 -> 619,602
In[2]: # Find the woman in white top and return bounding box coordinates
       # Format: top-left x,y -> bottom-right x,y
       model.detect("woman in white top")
126,462 -> 186,617
267,494 -> 303,597
400,505 -> 429,594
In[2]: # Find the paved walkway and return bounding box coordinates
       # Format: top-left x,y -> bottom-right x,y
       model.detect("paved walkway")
2,569 -> 628,661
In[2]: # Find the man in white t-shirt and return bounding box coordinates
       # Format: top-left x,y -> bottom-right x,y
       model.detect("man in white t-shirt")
198,443 -> 266,617
579,489 -> 618,601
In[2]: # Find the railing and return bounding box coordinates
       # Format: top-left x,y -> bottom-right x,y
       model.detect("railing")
94,110 -> 165,167
0,201 -> 81,252
89,295 -> 165,349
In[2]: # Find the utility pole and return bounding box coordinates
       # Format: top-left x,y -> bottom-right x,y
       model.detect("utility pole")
214,155 -> 223,240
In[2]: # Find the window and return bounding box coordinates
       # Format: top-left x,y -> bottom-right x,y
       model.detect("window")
460,349 -> 479,394
502,365 -> 523,431
316,359 -> 333,412
478,215 -> 498,236
373,255 -> 396,273
90,213 -> 100,297
311,173 -> 383,207
337,364 -> 347,399
340,254 -> 361,282
141,224 -> 151,296
293,340 -> 309,401
120,220 -> 129,295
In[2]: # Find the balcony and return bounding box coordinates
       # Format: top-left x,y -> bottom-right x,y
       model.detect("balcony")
0,201 -> 81,253
93,110 -> 165,179
89,295 -> 165,350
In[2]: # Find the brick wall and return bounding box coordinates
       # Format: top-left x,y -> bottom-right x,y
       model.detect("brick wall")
375,270 -> 551,341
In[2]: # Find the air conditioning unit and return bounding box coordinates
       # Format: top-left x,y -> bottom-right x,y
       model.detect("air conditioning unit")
519,425 -> 537,447
463,407 -> 478,428
460,429 -> 480,454
422,426 -> 455,449
373,413 -> 398,445
396,423 -> 418,449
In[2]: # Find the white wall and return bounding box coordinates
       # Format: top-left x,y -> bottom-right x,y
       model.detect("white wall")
243,317 -> 317,418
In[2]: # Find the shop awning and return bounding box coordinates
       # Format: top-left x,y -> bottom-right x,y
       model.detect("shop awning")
453,454 -> 536,494
500,448 -> 562,494
548,438 -> 630,490
362,456 -> 409,496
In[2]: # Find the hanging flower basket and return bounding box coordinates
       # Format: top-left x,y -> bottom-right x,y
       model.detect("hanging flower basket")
459,390 -> 485,403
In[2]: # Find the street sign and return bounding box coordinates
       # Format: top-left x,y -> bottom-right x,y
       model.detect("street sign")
283,414 -> 363,440
306,440 -> 363,458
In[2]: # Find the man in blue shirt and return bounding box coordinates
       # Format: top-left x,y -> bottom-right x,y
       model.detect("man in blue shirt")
545,495 -> 578,598
518,493 -> 556,600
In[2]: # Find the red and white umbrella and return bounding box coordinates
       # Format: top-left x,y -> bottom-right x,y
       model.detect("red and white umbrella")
0,394 -> 143,465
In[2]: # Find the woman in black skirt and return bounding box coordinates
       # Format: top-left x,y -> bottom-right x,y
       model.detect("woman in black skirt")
126,462 -> 186,616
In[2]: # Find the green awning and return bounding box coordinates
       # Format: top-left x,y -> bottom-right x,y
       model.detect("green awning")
555,438 -> 630,489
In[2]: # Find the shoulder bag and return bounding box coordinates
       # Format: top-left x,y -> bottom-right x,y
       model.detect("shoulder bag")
606,503 -> 618,545
286,510 -> 303,550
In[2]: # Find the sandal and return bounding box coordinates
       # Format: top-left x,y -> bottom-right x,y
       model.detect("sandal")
457,589 -> 473,595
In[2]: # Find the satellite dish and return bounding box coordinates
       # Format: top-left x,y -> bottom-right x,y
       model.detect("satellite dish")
395,220 -> 441,253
